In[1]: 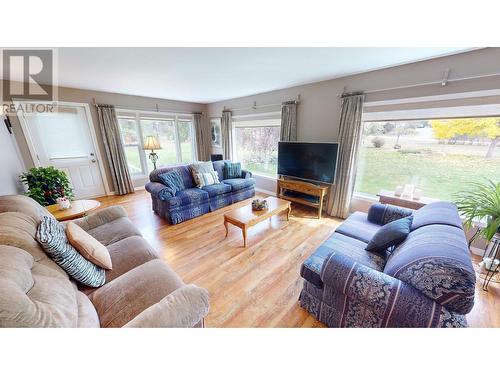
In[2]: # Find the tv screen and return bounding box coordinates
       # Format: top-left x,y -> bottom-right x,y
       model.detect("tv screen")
278,142 -> 339,184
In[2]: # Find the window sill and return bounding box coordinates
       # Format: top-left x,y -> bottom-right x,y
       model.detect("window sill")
250,173 -> 277,181
352,192 -> 378,202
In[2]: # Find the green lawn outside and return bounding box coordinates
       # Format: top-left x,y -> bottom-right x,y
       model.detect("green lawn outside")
355,147 -> 500,201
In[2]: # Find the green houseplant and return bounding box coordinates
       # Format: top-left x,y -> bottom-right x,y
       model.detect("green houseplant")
20,166 -> 74,206
455,179 -> 500,241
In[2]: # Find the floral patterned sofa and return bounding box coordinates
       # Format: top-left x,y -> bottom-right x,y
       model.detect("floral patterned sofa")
299,201 -> 476,327
145,160 -> 255,224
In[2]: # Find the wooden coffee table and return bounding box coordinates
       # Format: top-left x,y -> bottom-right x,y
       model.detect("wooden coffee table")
224,196 -> 291,247
47,199 -> 101,221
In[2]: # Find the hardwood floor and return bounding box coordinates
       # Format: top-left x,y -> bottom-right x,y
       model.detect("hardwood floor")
96,190 -> 499,328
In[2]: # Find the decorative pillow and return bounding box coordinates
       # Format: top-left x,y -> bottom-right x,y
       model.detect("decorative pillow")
365,216 -> 413,254
224,162 -> 242,179
36,216 -> 105,287
66,222 -> 112,270
193,171 -> 220,188
190,161 -> 215,175
158,170 -> 185,194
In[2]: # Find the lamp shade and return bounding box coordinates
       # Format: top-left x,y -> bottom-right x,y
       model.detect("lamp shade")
143,136 -> 161,150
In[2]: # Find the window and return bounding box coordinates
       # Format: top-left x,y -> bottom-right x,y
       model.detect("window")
117,112 -> 195,177
354,117 -> 500,201
233,116 -> 281,177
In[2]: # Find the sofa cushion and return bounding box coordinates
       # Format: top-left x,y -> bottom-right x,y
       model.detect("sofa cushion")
189,161 -> 215,176
193,171 -> 220,188
212,160 -> 229,182
223,178 -> 255,191
150,165 -> 194,189
0,245 -> 79,327
76,290 -> 100,327
384,224 -> 476,314
223,161 -> 242,179
411,201 -> 463,230
335,211 -> 381,243
86,216 -> 142,247
157,170 -> 185,195
201,182 -> 232,197
66,222 -> 113,270
365,216 -> 413,254
36,216 -> 105,288
301,232 -> 386,288
367,203 -> 413,226
89,259 -> 184,327
167,188 -> 210,208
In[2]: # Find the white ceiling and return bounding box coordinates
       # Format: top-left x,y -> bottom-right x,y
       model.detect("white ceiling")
47,48 -> 472,103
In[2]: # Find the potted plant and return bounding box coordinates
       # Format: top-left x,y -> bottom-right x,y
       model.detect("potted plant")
20,166 -> 74,206
455,179 -> 500,241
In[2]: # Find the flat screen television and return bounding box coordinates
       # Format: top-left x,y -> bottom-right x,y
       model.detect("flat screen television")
277,142 -> 339,184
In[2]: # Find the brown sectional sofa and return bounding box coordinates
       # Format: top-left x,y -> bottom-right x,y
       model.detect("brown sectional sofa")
0,195 -> 209,328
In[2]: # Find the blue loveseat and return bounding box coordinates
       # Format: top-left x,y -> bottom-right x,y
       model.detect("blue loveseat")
145,160 -> 255,224
299,201 -> 476,327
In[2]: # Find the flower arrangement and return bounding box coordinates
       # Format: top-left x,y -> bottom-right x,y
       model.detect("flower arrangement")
20,166 -> 74,206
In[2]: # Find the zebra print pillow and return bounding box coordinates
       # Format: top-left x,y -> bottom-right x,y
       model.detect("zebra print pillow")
36,216 -> 106,287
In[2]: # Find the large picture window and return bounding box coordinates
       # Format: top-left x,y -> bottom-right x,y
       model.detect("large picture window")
117,112 -> 195,177
232,116 -> 281,177
354,117 -> 500,201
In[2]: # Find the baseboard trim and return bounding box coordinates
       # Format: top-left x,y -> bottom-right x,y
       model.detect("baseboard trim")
255,187 -> 276,197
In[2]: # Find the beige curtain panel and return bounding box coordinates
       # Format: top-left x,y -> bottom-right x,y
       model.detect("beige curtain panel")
193,112 -> 210,161
96,104 -> 135,195
327,94 -> 365,218
222,110 -> 233,160
280,101 -> 298,141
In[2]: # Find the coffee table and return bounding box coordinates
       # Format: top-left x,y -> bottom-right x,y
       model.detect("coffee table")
47,199 -> 101,221
224,196 -> 291,247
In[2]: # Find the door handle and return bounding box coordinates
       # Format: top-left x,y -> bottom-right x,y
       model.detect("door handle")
91,159 -> 96,163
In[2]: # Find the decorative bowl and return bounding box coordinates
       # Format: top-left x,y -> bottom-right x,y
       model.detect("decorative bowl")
252,199 -> 268,211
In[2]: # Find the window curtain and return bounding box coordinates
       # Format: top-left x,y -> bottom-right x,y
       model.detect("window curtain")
193,112 -> 210,161
327,93 -> 365,218
96,104 -> 134,195
280,101 -> 298,141
222,110 -> 233,159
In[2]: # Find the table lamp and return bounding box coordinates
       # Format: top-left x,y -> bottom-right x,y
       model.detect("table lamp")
143,136 -> 161,170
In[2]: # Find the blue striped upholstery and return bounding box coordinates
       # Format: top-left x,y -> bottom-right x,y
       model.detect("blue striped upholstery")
36,216 -> 105,287
147,161 -> 256,224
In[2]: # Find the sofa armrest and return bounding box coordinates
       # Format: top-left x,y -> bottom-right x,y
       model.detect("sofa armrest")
241,169 -> 252,179
367,203 -> 413,225
145,182 -> 174,201
124,284 -> 209,328
72,206 -> 128,231
320,252 -> 443,327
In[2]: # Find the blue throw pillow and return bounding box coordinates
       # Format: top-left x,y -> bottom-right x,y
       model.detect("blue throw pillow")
158,170 -> 185,194
36,216 -> 105,287
224,162 -> 242,179
365,215 -> 413,254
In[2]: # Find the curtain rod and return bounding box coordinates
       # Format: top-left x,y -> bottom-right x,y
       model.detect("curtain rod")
92,98 -> 201,115
223,95 -> 300,112
339,71 -> 500,98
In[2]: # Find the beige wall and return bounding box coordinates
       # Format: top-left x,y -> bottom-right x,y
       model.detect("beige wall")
2,81 -> 208,191
207,47 -> 500,194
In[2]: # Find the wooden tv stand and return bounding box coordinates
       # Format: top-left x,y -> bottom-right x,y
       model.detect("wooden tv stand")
276,177 -> 330,219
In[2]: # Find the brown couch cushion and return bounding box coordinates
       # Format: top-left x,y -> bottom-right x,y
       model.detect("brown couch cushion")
0,245 -> 79,327
66,222 -> 112,270
86,217 -> 142,246
89,259 -> 184,327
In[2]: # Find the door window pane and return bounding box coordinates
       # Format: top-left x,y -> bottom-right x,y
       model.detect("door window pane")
141,119 -> 178,171
178,120 -> 194,163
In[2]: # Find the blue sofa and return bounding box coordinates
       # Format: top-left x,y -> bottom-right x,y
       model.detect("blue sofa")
299,201 -> 476,327
145,160 -> 255,224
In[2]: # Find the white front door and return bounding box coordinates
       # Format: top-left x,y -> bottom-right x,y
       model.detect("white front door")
18,103 -> 106,199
